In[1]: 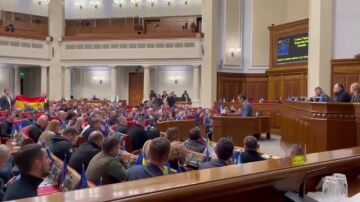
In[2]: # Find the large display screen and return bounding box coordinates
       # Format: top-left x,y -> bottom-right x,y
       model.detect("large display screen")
277,32 -> 308,64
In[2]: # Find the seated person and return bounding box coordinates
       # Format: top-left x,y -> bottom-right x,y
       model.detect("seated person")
146,121 -> 160,140
199,138 -> 234,170
240,136 -> 265,163
126,137 -> 170,181
168,141 -> 187,172
107,111 -> 119,126
183,128 -> 206,153
52,127 -> 79,161
350,82 -> 360,103
313,87 -> 331,102
239,94 -> 252,117
165,127 -> 180,142
117,116 -> 128,134
38,119 -> 61,148
0,112 -> 16,139
128,117 -> 149,151
3,144 -> 50,201
0,145 -> 11,201
333,83 -> 352,103
86,137 -> 127,185
69,131 -> 103,174
81,116 -> 102,140
29,115 -> 48,143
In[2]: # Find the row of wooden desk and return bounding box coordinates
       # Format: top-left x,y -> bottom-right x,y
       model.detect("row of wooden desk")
17,146 -> 360,202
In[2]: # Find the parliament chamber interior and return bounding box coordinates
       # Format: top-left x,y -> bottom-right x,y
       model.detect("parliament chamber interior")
0,0 -> 359,201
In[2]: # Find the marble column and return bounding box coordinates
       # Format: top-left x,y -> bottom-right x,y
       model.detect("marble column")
110,66 -> 118,102
63,67 -> 71,99
41,66 -> 48,96
192,65 -> 201,107
13,66 -> 21,96
308,0 -> 333,96
143,65 -> 151,100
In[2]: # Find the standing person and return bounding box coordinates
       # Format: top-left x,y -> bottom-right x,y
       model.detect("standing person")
0,112 -> 16,139
333,83 -> 352,103
0,89 -> 14,111
128,117 -> 149,151
203,109 -> 213,139
150,90 -> 157,100
3,144 -> 50,201
181,90 -> 191,103
239,94 -> 252,117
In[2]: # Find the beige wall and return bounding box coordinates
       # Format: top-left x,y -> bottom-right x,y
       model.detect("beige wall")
286,0 -> 309,22
251,0 -> 309,66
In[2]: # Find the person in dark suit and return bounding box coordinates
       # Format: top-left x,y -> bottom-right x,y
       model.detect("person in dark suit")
333,83 -> 352,103
69,131 -> 104,174
28,115 -> 48,143
3,144 -> 50,201
128,118 -> 149,151
149,90 -> 157,100
81,116 -> 101,140
0,145 -> 11,201
181,90 -> 191,103
240,136 -> 265,164
238,94 -> 252,117
166,92 -> 176,107
86,137 -> 127,185
0,112 -> 16,139
199,138 -> 234,170
126,137 -> 170,181
51,127 -> 78,161
350,82 -> 360,103
0,89 -> 14,111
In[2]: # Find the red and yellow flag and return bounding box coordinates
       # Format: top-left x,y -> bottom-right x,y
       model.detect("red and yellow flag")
15,96 -> 45,110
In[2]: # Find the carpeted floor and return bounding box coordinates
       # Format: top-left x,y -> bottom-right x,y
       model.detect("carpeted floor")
258,134 -> 286,157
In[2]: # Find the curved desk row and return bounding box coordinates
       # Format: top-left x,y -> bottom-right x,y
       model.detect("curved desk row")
16,147 -> 360,202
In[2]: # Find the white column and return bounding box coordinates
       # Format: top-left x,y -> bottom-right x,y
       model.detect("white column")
143,65 -> 151,100
63,67 -> 71,99
308,0 -> 333,96
48,0 -> 65,100
201,0 -> 219,108
192,65 -> 201,107
110,66 -> 117,102
41,66 -> 48,96
13,66 -> 21,96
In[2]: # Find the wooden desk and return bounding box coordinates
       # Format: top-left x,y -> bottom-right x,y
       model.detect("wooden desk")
212,115 -> 270,146
281,101 -> 358,153
17,147 -> 360,202
214,102 -> 282,134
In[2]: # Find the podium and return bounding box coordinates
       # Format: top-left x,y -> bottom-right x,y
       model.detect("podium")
281,101 -> 359,153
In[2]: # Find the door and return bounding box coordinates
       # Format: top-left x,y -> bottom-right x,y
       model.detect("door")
129,72 -> 144,106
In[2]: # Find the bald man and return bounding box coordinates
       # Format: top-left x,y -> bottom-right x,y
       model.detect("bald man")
69,131 -> 104,174
29,115 -> 48,143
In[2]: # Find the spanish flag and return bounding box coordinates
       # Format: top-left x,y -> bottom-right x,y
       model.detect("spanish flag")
15,96 -> 45,110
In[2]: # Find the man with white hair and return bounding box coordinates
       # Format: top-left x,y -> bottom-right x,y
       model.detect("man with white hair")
29,115 -> 48,143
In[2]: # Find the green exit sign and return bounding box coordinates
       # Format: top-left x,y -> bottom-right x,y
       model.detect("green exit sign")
19,72 -> 25,78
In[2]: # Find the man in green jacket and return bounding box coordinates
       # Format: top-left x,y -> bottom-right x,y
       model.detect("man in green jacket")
86,136 -> 127,185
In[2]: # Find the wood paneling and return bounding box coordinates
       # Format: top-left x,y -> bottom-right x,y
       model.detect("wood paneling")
332,57 -> 360,95
217,73 -> 268,101
128,73 -> 144,106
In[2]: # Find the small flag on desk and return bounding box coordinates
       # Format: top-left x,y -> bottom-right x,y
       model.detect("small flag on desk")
60,154 -> 68,184
79,164 -> 88,189
164,162 -> 172,175
98,176 -> 103,186
46,148 -> 54,164
205,147 -> 211,162
236,153 -> 242,165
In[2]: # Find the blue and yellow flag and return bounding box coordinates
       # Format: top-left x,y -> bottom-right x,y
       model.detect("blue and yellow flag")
79,164 -> 88,189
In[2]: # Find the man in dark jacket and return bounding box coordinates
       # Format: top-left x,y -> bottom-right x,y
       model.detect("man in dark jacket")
0,89 -> 13,111
240,136 -> 265,164
128,118 -> 149,151
81,116 -> 101,140
52,127 -> 78,161
69,131 -> 103,174
0,112 -> 16,139
199,138 -> 234,170
333,83 -> 352,103
28,115 -> 48,143
3,144 -> 50,201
